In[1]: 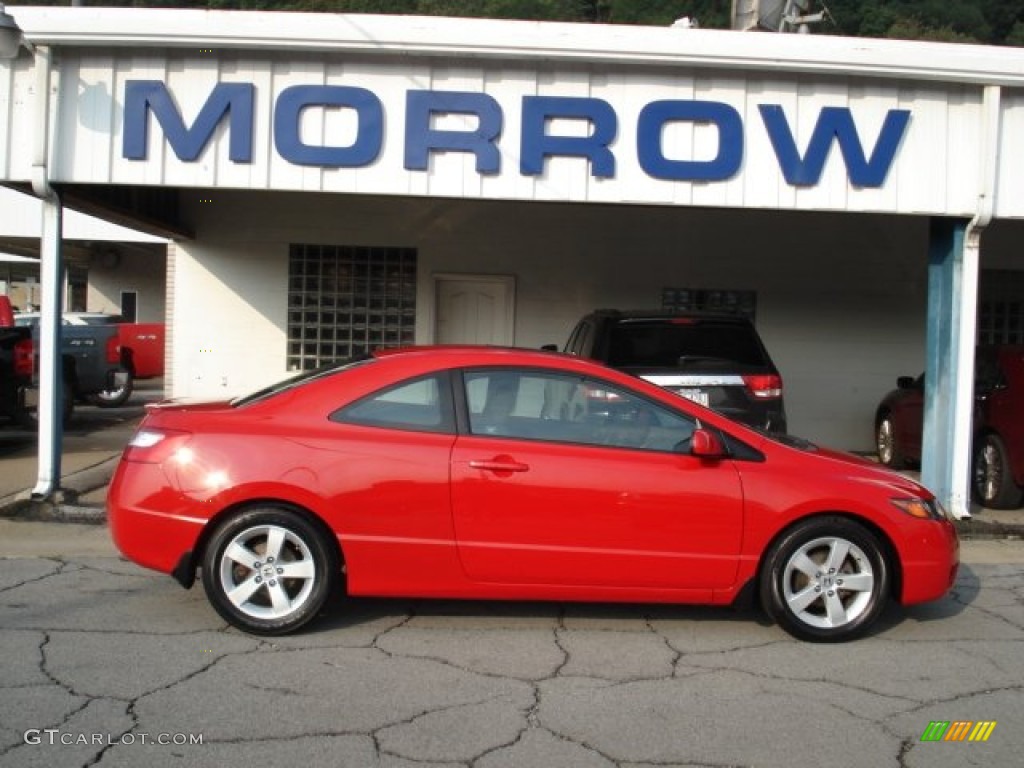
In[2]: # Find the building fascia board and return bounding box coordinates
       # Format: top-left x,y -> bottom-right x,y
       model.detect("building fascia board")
9,6 -> 1024,89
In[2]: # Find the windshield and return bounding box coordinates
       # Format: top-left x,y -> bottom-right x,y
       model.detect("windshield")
231,356 -> 372,407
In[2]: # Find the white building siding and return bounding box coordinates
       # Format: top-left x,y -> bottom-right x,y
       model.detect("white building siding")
997,90 -> 1024,219
2,47 -> 1014,219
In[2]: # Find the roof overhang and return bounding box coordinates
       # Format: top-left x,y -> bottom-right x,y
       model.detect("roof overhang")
7,6 -> 1024,88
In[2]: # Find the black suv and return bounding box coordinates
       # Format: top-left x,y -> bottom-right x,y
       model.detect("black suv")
559,310 -> 787,432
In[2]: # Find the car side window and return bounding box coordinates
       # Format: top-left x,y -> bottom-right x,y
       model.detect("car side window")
463,369 -> 695,452
332,373 -> 454,433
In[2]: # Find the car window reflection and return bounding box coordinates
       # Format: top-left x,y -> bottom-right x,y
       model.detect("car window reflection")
464,369 -> 695,452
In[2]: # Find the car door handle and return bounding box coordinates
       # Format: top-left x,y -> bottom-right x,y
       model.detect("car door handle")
468,459 -> 530,473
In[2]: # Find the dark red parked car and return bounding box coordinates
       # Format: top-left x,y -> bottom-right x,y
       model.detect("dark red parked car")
875,345 -> 1024,509
109,346 -> 957,642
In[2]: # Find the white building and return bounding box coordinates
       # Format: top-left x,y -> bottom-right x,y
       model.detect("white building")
1,7 -> 1022,512
0,186 -> 166,318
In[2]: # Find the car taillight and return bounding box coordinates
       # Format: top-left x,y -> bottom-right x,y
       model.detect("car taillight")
123,428 -> 192,463
743,374 -> 783,399
14,338 -> 34,377
106,334 -> 122,364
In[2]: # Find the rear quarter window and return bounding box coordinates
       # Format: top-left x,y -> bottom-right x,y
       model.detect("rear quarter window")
608,322 -> 767,368
331,373 -> 455,434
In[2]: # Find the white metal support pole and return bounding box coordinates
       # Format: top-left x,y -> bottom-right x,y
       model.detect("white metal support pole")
29,43 -> 64,500
31,195 -> 64,498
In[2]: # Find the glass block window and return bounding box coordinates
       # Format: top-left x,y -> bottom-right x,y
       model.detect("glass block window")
287,244 -> 417,371
661,288 -> 757,320
978,270 -> 1024,345
978,299 -> 1024,345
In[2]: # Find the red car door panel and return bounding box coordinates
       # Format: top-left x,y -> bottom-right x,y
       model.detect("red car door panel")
451,435 -> 744,590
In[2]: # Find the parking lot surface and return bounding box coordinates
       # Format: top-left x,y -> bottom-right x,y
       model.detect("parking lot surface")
1,524 -> 1022,768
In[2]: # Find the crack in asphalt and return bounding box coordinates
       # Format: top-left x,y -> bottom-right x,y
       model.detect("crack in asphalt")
0,557 -> 71,593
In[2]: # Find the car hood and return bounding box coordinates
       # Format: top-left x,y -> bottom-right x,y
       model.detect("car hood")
762,434 -> 932,498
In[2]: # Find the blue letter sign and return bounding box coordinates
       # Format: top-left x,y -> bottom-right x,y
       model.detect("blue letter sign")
123,81 -> 254,162
274,85 -> 383,168
122,79 -> 910,191
405,91 -> 503,173
637,100 -> 744,182
520,96 -> 617,178
759,105 -> 911,188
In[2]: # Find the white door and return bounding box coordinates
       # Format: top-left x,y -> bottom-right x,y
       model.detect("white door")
434,274 -> 515,345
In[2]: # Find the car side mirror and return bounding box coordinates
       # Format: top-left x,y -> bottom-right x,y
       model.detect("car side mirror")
896,376 -> 915,389
690,428 -> 726,459
540,344 -> 559,352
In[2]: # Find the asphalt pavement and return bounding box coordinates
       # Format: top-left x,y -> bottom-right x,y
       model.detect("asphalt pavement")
1,522 -> 1023,768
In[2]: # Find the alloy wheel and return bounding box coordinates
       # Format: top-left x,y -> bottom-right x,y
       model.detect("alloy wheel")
781,535 -> 875,630
217,524 -> 317,621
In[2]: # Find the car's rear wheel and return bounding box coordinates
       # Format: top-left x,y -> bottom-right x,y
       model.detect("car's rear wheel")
760,517 -> 889,642
875,414 -> 904,468
973,433 -> 1024,510
89,371 -> 134,408
201,507 -> 338,635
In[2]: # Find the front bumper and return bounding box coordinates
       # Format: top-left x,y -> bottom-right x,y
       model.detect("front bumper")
899,519 -> 960,605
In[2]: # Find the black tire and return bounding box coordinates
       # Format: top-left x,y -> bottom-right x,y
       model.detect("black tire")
875,413 -> 904,468
760,516 -> 890,642
89,371 -> 134,408
201,506 -> 339,635
973,433 -> 1024,510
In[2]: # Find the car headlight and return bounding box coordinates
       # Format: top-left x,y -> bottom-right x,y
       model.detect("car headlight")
891,497 -> 947,521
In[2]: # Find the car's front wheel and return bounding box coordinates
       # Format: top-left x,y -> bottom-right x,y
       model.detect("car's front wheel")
973,433 -> 1024,510
201,506 -> 338,635
760,517 -> 889,642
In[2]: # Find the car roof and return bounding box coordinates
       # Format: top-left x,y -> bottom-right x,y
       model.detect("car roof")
589,309 -> 754,324
372,344 -> 570,362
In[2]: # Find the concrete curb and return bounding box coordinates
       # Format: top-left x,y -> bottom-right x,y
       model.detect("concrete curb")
0,456 -> 117,525
953,516 -> 1024,540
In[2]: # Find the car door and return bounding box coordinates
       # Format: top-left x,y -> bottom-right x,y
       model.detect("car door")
449,368 -> 745,590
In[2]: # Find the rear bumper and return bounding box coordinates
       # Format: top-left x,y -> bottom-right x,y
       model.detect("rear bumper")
107,461 -> 206,579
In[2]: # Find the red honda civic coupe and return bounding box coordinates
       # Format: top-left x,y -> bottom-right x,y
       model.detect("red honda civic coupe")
109,346 -> 958,642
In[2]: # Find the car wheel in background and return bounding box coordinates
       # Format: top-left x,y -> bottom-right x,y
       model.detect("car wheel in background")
973,433 -> 1024,510
875,414 -> 904,468
760,516 -> 889,643
89,371 -> 134,408
201,506 -> 339,635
